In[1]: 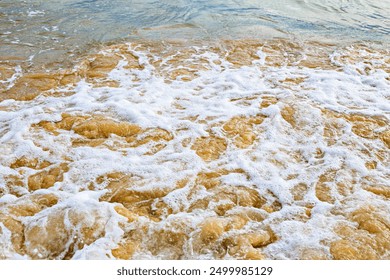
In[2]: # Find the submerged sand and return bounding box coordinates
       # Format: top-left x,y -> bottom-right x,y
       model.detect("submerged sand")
0,39 -> 389,259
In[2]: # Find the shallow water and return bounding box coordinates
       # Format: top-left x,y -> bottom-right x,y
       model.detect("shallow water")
1,0 -> 389,64
0,1 -> 389,260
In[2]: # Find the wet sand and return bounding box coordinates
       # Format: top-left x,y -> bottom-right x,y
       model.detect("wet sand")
0,39 -> 389,259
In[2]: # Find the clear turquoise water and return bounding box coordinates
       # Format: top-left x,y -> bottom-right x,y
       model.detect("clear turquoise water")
1,0 -> 389,63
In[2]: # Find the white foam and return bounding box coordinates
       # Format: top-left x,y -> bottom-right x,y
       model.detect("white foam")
27,10 -> 45,17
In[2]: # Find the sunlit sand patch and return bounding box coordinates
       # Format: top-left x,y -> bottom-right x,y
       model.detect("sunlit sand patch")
363,185 -> 390,200
331,205 -> 390,260
314,168 -> 360,204
36,114 -> 135,141
260,96 -> 279,108
379,130 -> 390,149
34,113 -> 173,155
280,105 -> 296,127
27,163 -> 69,192
76,50 -> 137,88
160,51 -> 210,82
223,40 -> 264,67
125,128 -> 173,154
0,193 -> 60,256
299,42 -> 338,70
1,174 -> 25,197
2,72 -> 64,101
0,49 -> 137,101
189,184 -> 268,215
322,109 -> 389,148
315,170 -> 337,204
0,68 -> 82,101
102,184 -> 169,221
345,114 -> 387,140
195,169 -> 245,190
111,237 -> 139,260
10,157 -> 52,170
194,216 -> 275,260
191,136 -> 227,161
72,118 -> 141,139
222,116 -> 264,148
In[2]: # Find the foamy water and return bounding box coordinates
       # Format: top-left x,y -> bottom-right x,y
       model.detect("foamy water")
0,1 -> 389,260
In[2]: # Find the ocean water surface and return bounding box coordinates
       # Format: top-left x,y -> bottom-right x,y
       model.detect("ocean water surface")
1,0 -> 389,63
0,1 -> 389,260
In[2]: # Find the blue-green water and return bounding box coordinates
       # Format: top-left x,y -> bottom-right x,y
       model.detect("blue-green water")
1,0 -> 389,63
